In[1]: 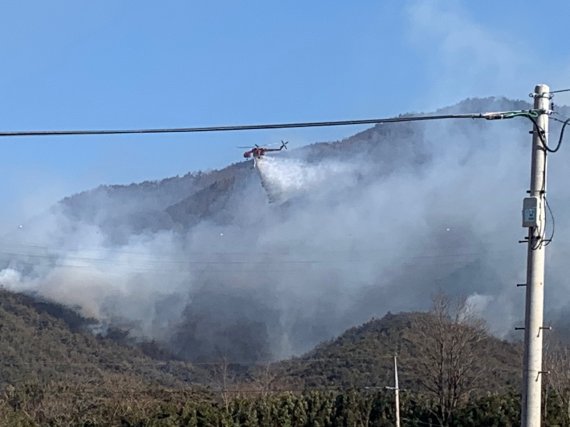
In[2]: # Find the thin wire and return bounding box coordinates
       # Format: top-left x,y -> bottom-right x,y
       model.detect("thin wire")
549,117 -> 570,153
524,114 -> 568,249
543,197 -> 555,247
550,115 -> 569,125
549,88 -> 570,94
527,116 -> 549,150
0,110 -> 533,138
527,115 -> 569,153
0,240 -> 514,256
0,248 -> 513,264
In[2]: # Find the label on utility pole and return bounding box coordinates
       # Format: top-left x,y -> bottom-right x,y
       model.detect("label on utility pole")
522,197 -> 539,228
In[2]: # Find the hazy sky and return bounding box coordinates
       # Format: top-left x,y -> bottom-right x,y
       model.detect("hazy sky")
1,0 -> 569,232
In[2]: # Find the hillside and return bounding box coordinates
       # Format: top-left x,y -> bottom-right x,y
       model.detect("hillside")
55,96 -> 555,238
56,97 -> 542,233
57,163 -> 250,244
0,285 -> 522,395
0,287 -> 553,426
276,312 -> 521,393
0,288 -> 207,388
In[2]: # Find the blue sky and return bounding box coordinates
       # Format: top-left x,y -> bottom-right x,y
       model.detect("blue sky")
1,0 -> 570,232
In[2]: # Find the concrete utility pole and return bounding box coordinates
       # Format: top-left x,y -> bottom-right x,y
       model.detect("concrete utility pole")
521,84 -> 550,427
394,355 -> 400,427
386,355 -> 401,427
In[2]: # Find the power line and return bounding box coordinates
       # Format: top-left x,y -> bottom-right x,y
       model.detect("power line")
543,197 -> 555,247
549,88 -> 570,94
0,246 -> 513,264
548,116 -> 570,153
528,114 -> 569,153
0,249 -> 516,275
0,110 -> 536,138
0,240 -> 514,256
550,115 -> 569,125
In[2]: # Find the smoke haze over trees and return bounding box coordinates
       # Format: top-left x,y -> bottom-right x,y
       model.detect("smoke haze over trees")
1,97 -> 570,364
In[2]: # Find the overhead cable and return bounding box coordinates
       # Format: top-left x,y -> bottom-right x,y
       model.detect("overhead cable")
549,88 -> 570,94
526,114 -> 569,153
0,110 -> 538,138
548,116 -> 570,153
543,197 -> 555,247
550,115 -> 569,125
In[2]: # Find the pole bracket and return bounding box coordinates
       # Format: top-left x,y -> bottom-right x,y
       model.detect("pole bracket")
537,326 -> 552,338
529,91 -> 553,100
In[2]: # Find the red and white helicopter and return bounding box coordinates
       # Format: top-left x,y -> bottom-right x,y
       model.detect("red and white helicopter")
241,140 -> 288,166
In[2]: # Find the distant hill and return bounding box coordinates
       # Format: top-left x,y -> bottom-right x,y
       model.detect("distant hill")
0,287 -> 522,396
52,96 -> 567,245
58,163 -> 250,243
276,312 -> 521,393
0,288 -> 207,388
0,289 -> 556,427
50,96 -> 570,241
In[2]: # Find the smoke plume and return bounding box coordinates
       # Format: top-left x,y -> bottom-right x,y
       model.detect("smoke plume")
1,99 -> 570,364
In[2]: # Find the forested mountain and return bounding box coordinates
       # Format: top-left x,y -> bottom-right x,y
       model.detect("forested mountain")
0,287 -> 521,394
0,287 -> 554,426
3,96 -> 570,371
0,288 -> 207,388
58,162 -> 251,242
278,311 -> 521,392
57,97 -> 538,238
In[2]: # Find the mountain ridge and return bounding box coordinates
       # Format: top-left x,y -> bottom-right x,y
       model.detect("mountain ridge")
4,96 -> 569,366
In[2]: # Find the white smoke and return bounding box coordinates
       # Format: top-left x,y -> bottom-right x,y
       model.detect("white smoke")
2,103 -> 569,361
256,156 -> 357,202
0,268 -> 25,290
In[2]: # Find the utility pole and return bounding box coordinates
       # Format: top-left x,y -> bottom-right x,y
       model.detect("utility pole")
521,83 -> 550,427
386,355 -> 401,427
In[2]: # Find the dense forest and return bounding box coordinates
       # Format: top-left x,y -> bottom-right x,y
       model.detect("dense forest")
0,288 -> 568,425
2,382 -> 570,426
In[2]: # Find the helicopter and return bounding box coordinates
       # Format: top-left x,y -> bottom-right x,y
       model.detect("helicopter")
241,140 -> 288,160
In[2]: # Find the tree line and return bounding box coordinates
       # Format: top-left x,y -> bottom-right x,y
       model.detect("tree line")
3,382 -> 570,426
